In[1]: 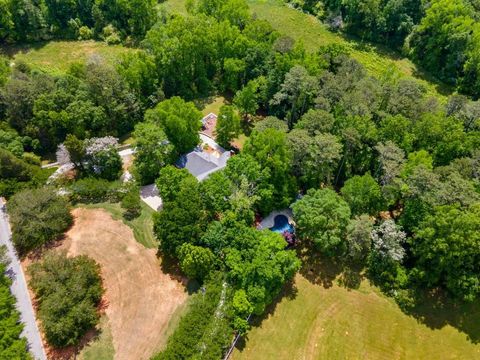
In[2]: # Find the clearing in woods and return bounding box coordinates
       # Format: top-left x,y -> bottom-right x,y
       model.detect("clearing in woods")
60,208 -> 188,360
4,40 -> 134,74
232,274 -> 480,360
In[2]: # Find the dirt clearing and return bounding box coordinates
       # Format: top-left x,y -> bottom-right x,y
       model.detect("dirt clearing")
60,208 -> 187,360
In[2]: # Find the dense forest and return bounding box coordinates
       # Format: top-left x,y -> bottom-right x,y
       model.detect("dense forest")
288,0 -> 480,98
1,0 -> 480,358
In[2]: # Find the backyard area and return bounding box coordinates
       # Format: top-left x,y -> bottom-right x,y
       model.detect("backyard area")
233,274 -> 480,359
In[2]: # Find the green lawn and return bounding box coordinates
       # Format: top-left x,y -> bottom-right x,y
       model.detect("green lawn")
79,315 -> 114,360
5,40 -> 134,75
233,274 -> 480,360
164,0 -> 450,99
79,201 -> 157,249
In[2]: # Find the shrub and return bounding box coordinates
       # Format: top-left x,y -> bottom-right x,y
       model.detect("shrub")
121,186 -> 141,220
28,251 -> 103,348
70,178 -> 122,204
78,26 -> 93,40
8,188 -> 72,255
177,243 -> 216,281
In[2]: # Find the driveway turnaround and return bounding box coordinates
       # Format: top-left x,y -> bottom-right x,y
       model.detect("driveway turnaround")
0,198 -> 46,360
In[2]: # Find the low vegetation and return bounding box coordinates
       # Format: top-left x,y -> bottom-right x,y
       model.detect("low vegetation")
28,251 -> 103,348
154,275 -> 233,360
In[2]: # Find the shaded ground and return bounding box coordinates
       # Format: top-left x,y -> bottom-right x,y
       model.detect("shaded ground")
59,208 -> 188,360
233,272 -> 480,360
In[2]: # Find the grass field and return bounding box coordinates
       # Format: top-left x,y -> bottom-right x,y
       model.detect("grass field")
165,0 -> 450,99
4,40 -> 134,74
79,201 -> 157,249
233,274 -> 480,360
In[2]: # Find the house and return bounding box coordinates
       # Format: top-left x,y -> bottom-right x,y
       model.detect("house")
177,134 -> 230,181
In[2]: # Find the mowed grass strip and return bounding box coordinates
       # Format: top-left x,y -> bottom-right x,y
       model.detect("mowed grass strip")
6,40 -> 135,74
233,274 -> 480,360
79,201 -> 157,249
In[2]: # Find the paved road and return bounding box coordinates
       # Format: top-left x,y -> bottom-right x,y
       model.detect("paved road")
0,199 -> 46,360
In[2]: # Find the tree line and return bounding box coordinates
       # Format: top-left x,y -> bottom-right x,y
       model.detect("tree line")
0,0 -> 156,44
288,0 -> 480,99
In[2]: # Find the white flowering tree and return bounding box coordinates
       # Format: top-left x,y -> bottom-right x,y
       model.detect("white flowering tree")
371,220 -> 406,262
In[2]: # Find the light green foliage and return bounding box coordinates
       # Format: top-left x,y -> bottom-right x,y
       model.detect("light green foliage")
133,122 -> 174,185
243,128 -> 295,214
145,97 -> 201,154
341,173 -> 384,216
225,224 -> 301,315
401,150 -> 433,178
8,187 -> 73,255
155,165 -> 195,203
177,243 -> 216,281
28,251 -> 103,347
409,0 -> 480,97
215,105 -> 241,148
233,79 -> 261,120
292,188 -> 351,256
254,116 -> 288,133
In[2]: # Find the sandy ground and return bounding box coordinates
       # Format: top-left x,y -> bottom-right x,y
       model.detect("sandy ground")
59,208 -> 187,360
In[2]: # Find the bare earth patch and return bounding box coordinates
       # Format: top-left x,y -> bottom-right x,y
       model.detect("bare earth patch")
60,208 -> 187,360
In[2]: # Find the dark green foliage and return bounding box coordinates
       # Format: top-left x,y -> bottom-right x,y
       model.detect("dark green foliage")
69,178 -> 122,203
28,251 -> 103,348
153,275 -> 233,360
292,188 -> 351,256
121,185 -> 141,219
8,188 -> 73,255
410,204 -> 480,301
1,0 -> 156,42
154,177 -> 207,256
0,262 -> 31,359
216,105 -> 241,149
2,63 -> 141,155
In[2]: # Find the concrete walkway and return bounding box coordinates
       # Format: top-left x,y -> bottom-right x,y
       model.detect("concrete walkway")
0,199 -> 46,360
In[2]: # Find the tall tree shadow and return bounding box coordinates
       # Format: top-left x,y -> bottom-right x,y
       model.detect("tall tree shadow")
403,289 -> 480,344
235,279 -> 298,351
297,244 -> 341,288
